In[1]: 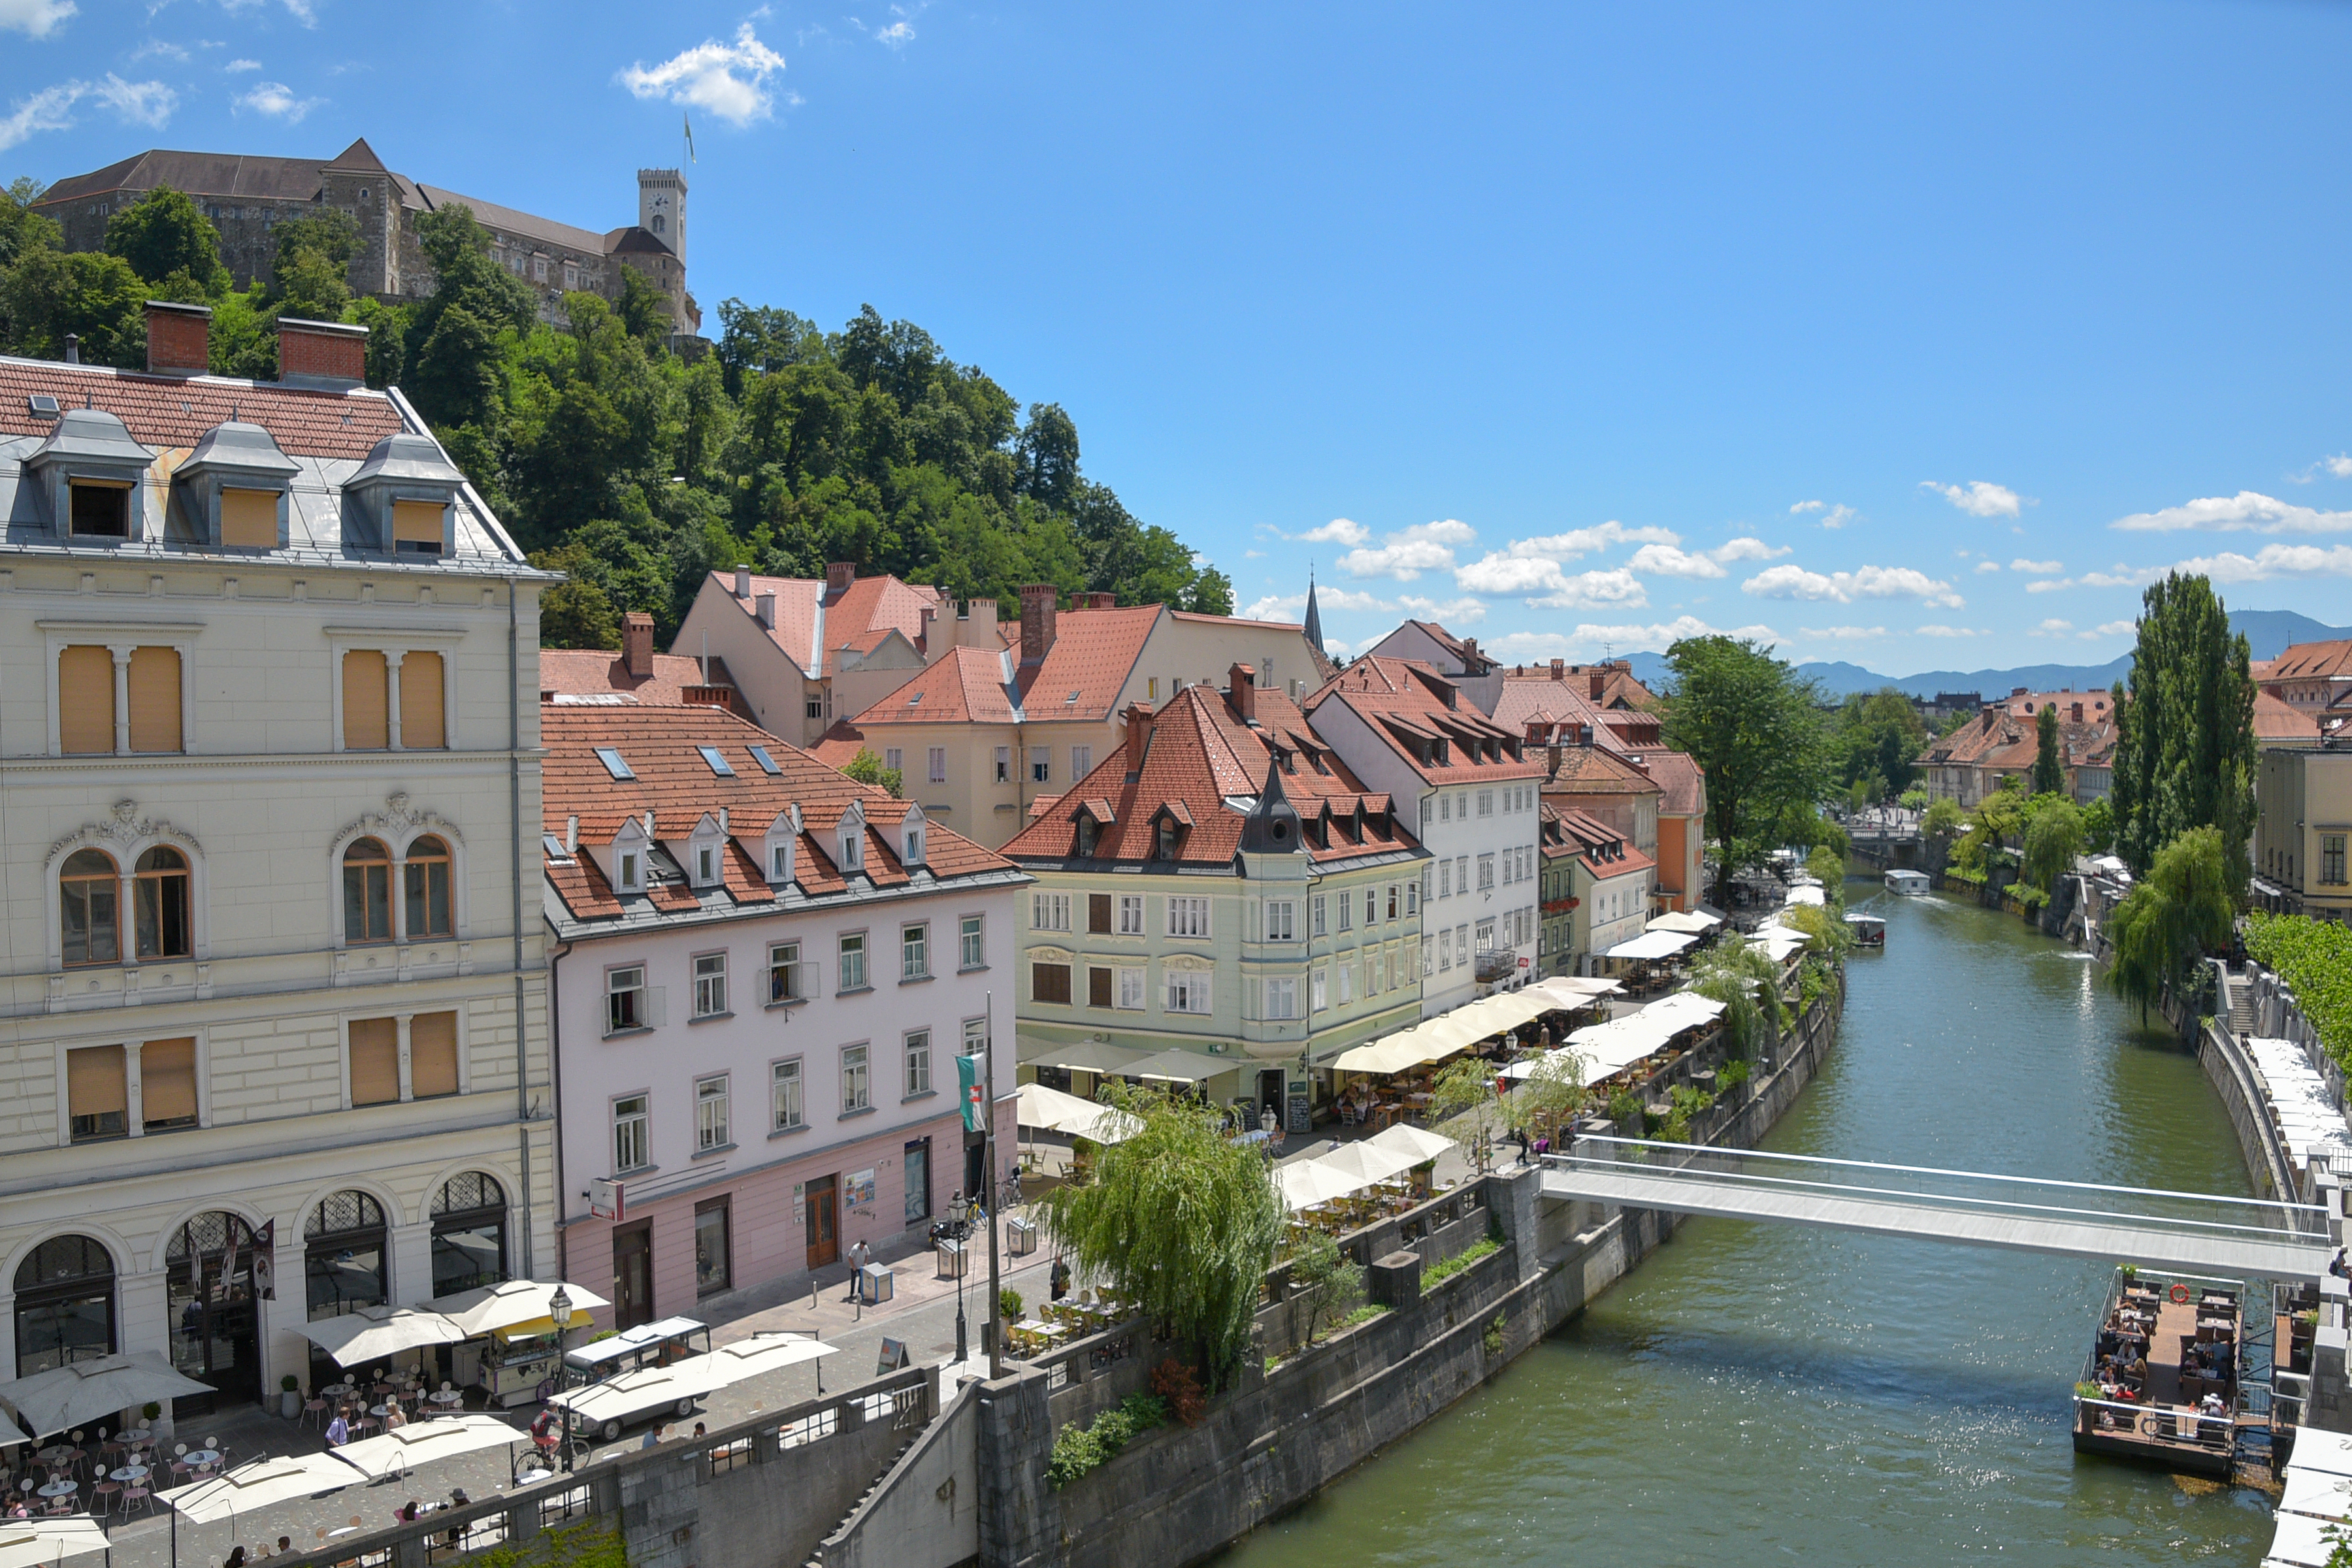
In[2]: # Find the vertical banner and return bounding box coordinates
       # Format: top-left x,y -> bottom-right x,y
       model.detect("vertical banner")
958,1053 -> 985,1132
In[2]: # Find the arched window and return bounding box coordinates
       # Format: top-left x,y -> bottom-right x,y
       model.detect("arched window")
134,846 -> 191,961
14,1235 -> 115,1375
404,836 -> 453,939
429,1172 -> 507,1298
165,1213 -> 259,1404
60,849 -> 120,967
342,839 -> 391,945
304,1190 -> 388,1320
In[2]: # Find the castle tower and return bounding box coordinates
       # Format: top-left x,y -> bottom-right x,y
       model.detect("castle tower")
637,168 -> 687,266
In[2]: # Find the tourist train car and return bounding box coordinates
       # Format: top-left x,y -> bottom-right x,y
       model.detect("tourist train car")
2071,1267 -> 2245,1477
1885,869 -> 1931,896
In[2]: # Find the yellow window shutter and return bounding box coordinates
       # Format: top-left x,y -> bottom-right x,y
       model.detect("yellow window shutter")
220,487 -> 278,549
410,1011 -> 459,1098
59,645 -> 115,755
348,1017 -> 400,1105
343,650 -> 389,749
67,1045 -> 127,1119
393,500 -> 444,553
127,646 -> 182,754
400,651 -> 446,749
140,1037 -> 198,1125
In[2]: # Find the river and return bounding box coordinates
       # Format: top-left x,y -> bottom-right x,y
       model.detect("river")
1217,884 -> 2280,1567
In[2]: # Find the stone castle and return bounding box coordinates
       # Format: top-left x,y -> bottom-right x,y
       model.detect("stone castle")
33,137 -> 700,336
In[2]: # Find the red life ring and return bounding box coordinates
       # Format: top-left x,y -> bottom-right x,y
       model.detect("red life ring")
2168,1283 -> 2193,1305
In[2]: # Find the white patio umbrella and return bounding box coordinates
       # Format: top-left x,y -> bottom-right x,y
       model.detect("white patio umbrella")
0,1409 -> 29,1448
159,1451 -> 364,1568
331,1414 -> 519,1482
1365,1122 -> 1456,1166
1313,1142 -> 1418,1186
686,1333 -> 840,1394
0,1352 -> 214,1441
433,1280 -> 610,1338
0,1516 -> 110,1568
1015,1082 -> 1141,1144
1272,1160 -> 1365,1212
295,1305 -> 468,1369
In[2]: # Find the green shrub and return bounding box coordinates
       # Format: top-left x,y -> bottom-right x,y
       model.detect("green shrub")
1000,1288 -> 1022,1318
1338,1304 -> 1390,1330
2246,913 -> 2352,1070
1718,1060 -> 1751,1089
1044,1396 -> 1170,1488
1421,1237 -> 1499,1288
1605,1087 -> 1644,1131
1482,1311 -> 1507,1356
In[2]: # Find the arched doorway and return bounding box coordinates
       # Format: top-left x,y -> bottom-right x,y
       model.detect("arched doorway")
14,1235 -> 115,1377
429,1173 -> 507,1299
166,1213 -> 260,1410
304,1191 -> 389,1390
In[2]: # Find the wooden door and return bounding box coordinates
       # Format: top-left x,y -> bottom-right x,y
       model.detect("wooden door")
612,1221 -> 653,1330
804,1176 -> 838,1270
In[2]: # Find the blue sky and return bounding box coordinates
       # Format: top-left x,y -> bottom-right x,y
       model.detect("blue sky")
7,1 -> 2351,674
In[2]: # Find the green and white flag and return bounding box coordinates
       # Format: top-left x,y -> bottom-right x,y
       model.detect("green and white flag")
958,1053 -> 985,1132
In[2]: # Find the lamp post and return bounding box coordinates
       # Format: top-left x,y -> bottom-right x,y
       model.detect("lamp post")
547,1286 -> 575,1473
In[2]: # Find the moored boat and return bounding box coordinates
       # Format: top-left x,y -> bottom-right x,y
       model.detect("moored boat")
1843,912 -> 1885,949
1885,869 -> 1929,896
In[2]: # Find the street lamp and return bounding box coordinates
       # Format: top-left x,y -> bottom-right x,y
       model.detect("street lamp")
547,1286 -> 576,1473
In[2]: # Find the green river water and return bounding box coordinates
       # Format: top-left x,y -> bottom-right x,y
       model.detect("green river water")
1217,885 -> 2279,1567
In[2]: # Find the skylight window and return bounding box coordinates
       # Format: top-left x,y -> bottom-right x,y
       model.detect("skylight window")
905,691 -> 923,706
1065,690 -> 1080,704
543,833 -> 572,862
27,395 -> 59,416
698,745 -> 735,777
595,747 -> 634,780
748,745 -> 781,775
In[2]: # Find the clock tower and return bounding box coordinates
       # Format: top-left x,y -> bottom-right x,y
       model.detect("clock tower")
636,168 -> 687,267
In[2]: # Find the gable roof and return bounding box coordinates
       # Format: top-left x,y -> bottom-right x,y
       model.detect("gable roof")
851,645 -> 1024,727
1307,655 -> 1544,787
1542,740 -> 1664,797
1013,604 -> 1163,720
2253,689 -> 2320,743
538,649 -> 742,711
2264,640 -> 2352,687
702,569 -> 952,679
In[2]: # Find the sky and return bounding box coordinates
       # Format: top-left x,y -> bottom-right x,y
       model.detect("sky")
7,0 -> 2351,676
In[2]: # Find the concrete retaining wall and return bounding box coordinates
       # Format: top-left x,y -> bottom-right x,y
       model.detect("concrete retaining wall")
813,1377 -> 979,1568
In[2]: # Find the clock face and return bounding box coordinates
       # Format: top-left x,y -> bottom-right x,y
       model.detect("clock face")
652,195 -> 668,209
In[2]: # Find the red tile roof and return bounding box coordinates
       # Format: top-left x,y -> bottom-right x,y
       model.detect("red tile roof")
1308,655 -> 1546,787
2253,689 -> 2319,742
0,357 -> 402,459
538,649 -> 742,711
1013,605 -> 1162,719
1546,803 -> 1655,877
2001,689 -> 2115,721
850,647 -> 1022,727
1631,748 -> 1705,818
1542,742 -> 1663,797
2263,640 -> 2352,689
703,570 -> 951,678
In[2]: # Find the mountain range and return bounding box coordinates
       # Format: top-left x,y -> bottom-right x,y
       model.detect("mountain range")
1619,610 -> 2351,699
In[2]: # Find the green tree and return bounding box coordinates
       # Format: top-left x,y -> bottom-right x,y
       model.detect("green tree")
1,246 -> 148,366
531,544 -> 624,650
841,745 -> 905,798
1285,1232 -> 1367,1345
1833,689 -> 1928,798
2104,826 -> 2235,1022
2031,704 -> 2064,796
2022,798 -> 2085,892
1504,1048 -> 1588,1146
1922,796 -> 1966,853
2082,796 -> 2116,856
2110,575 -> 2256,899
103,186 -> 227,293
1688,936 -> 1788,1059
1663,636 -> 1830,906
1036,1085 -> 1282,1387
1428,1058 -> 1507,1173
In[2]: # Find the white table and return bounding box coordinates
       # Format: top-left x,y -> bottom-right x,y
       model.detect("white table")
108,1465 -> 148,1482
182,1450 -> 220,1469
36,1482 -> 77,1499
429,1391 -> 464,1408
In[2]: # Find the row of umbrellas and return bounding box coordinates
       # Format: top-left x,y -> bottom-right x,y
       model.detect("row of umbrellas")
1330,975 -> 1624,1078
1273,1122 -> 1455,1211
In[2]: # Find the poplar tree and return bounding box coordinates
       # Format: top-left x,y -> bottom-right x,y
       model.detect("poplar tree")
2109,574 -> 2256,900
2031,704 -> 2063,796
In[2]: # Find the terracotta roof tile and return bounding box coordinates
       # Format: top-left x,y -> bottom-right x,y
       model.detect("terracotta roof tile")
702,570 -> 949,678
1012,605 -> 1162,721
538,649 -> 742,711
0,358 -> 402,459
849,646 -> 1021,727
1308,655 -> 1545,787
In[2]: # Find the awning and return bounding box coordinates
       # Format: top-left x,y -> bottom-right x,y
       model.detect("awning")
1021,1038 -> 1149,1075
294,1305 -> 468,1368
1603,929 -> 1698,962
2279,1465 -> 2352,1520
2266,1511 -> 2339,1567
0,1351 -> 216,1441
433,1279 -> 611,1339
685,1332 -> 838,1394
159,1453 -> 361,1524
1015,1081 -> 1142,1143
1365,1122 -> 1456,1165
2287,1427 -> 2352,1478
1311,1141 -> 1418,1186
0,1409 -> 27,1448
1785,883 -> 1827,907
331,1413 -> 519,1481
1120,1048 -> 1237,1084
1529,975 -> 1624,1006
0,1517 -> 110,1568
1501,1047 -> 1587,1084
1272,1160 -> 1367,1211
1646,909 -> 1722,934
1566,992 -> 1726,1077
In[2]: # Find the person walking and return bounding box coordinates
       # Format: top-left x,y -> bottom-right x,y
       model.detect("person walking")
323,1409 -> 350,1448
1050,1255 -> 1071,1303
847,1237 -> 873,1301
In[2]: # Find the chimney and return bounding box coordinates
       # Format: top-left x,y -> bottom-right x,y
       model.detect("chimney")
622,612 -> 655,679
825,561 -> 855,599
145,301 -> 211,376
918,604 -> 937,652
2071,701 -> 2084,722
63,334 -> 80,365
734,564 -> 752,598
1228,662 -> 1257,723
1589,671 -> 1605,700
1019,584 -> 1058,663
1074,591 -> 1117,610
756,592 -> 777,630
1124,701 -> 1154,776
2010,685 -> 2029,698
275,316 -> 367,389
1551,658 -> 1565,682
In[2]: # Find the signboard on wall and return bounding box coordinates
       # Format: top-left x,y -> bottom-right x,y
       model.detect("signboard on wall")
590,1178 -> 625,1221
1286,1093 -> 1311,1135
846,1168 -> 877,1209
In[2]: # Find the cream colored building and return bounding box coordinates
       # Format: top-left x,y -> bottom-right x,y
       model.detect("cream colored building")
2254,742 -> 2351,923
0,310 -> 554,1411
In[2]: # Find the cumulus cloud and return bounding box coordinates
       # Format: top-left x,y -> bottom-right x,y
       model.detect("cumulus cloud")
1740,563 -> 1965,609
1921,480 -> 2024,518
1289,517 -> 1369,546
2009,558 -> 2063,574
1797,626 -> 1886,640
1915,625 -> 1984,637
2110,490 -> 2352,534
1339,519 -> 1475,581
1624,544 -> 1726,579
2025,564 -> 2164,594
1500,521 -> 1678,559
1,73 -> 174,150
233,80 -> 321,122
1485,616 -> 1782,662
1789,500 -> 1858,529
2087,620 -> 2135,638
1453,555 -> 1648,610
1244,586 -> 1394,621
225,57 -> 261,72
2327,455 -> 2352,479
619,23 -> 787,127
1974,561 -> 2002,574
0,0 -> 76,37
2172,544 -> 2352,582
1397,595 -> 1488,625
2033,619 -> 2076,636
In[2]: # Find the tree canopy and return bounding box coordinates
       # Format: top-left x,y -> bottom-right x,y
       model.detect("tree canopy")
2110,574 -> 2255,898
1831,688 -> 1927,803
2031,704 -> 2064,796
1661,636 -> 1831,905
2105,825 -> 2236,1021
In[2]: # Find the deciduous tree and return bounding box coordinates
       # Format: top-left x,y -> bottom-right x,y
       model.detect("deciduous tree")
1663,636 -> 1830,905
2110,575 -> 2256,900
2104,825 -> 2235,1022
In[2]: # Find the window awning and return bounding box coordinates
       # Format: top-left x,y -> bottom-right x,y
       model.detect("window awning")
1646,909 -> 1722,934
1018,1037 -> 1148,1075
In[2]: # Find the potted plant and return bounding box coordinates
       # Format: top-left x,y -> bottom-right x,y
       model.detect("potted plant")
144,1399 -> 172,1442
1000,1288 -> 1024,1322
281,1374 -> 302,1420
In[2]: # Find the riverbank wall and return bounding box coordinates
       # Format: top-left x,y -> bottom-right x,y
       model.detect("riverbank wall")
938,973 -> 1849,1568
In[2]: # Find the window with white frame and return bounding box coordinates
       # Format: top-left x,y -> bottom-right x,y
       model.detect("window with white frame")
1311,894 -> 1328,938
1337,961 -> 1355,1002
692,953 -> 727,1017
1407,878 -> 1420,915
884,748 -> 903,776
1501,852 -> 1513,887
1421,940 -> 1432,975
1456,923 -> 1469,961
1165,969 -> 1211,1013
1265,900 -> 1296,941
695,841 -> 719,886
960,913 -> 985,968
928,747 -> 948,784
1071,744 -> 1093,779
1440,794 -> 1452,823
1455,855 -> 1467,894
905,1030 -> 932,1096
607,966 -> 647,1034
1436,935 -> 1451,971
1476,919 -> 1495,952
1477,791 -> 1494,817
770,841 -> 793,881
613,1094 -> 649,1172
840,826 -> 863,872
902,922 -> 929,980
1364,887 -> 1378,926
994,746 -> 1011,782
695,1075 -> 729,1151
1029,747 -> 1051,784
1439,860 -> 1451,898
1117,894 -> 1144,935
1032,892 -> 1071,932
1478,854 -> 1495,891
1117,966 -> 1145,1009
1337,890 -> 1352,932
1420,796 -> 1432,826
768,941 -> 808,1003
1311,968 -> 1328,1011
841,1044 -> 870,1112
1166,896 -> 1209,938
839,932 -> 868,992
1265,976 -> 1298,1020
771,1058 -> 804,1131
1387,884 -> 1400,920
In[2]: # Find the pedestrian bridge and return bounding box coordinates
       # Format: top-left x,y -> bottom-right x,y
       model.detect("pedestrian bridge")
1541,1136 -> 2334,1279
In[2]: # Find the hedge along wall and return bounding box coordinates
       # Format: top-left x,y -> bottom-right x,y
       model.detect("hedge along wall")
2246,913 -> 2352,1070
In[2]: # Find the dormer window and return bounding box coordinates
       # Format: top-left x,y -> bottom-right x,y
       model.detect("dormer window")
760,809 -> 798,887
174,418 -> 299,549
31,408 -> 154,542
617,850 -> 642,892
771,843 -> 792,879
1156,819 -> 1178,860
697,844 -> 717,883
905,825 -> 924,865
71,482 -> 131,538
840,829 -> 864,873
346,432 -> 465,560
1076,816 -> 1098,857
393,501 -> 446,557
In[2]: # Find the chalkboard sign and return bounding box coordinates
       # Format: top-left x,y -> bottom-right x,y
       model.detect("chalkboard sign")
1286,1092 -> 1312,1134
877,1337 -> 909,1375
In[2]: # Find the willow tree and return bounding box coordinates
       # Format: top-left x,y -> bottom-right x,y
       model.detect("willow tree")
1688,936 -> 1788,1059
1034,1085 -> 1281,1387
2105,826 -> 2235,1022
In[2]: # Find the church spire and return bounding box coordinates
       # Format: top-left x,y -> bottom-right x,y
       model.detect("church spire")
1302,564 -> 1325,657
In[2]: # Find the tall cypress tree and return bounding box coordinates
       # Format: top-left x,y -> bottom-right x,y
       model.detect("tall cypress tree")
2110,573 -> 2255,900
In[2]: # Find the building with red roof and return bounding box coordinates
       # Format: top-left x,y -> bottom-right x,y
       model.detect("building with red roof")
538,612 -> 747,716
1538,804 -> 1657,977
2259,640 -> 2352,716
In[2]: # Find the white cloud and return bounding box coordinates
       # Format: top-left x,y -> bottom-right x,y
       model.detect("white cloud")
225,57 -> 260,71
619,23 -> 787,127
1624,544 -> 1726,580
1817,504 -> 1856,529
1501,521 -> 1677,559
1241,549 -> 1265,560
2110,490 -> 2352,534
130,37 -> 188,62
233,79 -> 319,122
2009,558 -> 2063,574
1915,625 -> 1983,637
1921,480 -> 2024,519
2171,544 -> 2352,582
1797,626 -> 1886,640
1453,555 -> 1648,610
2033,619 -> 2075,636
1974,560 -> 2001,573
1243,594 -> 1302,621
1740,563 -> 1965,609
2086,621 -> 2135,638
0,0 -> 76,37
2025,563 -> 2163,593
1289,517 -> 1369,546
849,3 -> 925,47
0,73 -> 174,150
1339,519 -> 1475,581
1790,500 -> 1825,514
1397,595 -> 1488,626
2327,455 -> 2352,479
1486,616 -> 1783,661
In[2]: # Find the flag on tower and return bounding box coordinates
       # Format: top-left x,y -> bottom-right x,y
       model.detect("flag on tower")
683,112 -> 696,164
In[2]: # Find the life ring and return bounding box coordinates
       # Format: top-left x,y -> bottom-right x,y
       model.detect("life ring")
2168,1283 -> 2193,1305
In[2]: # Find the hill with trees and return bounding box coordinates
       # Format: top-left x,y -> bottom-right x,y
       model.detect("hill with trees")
0,178 -> 1232,645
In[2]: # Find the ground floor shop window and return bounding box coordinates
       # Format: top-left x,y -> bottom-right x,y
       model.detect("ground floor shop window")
904,1137 -> 932,1225
694,1200 -> 732,1297
431,1172 -> 508,1298
13,1234 -> 114,1376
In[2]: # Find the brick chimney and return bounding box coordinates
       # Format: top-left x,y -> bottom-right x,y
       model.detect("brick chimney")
276,316 -> 366,389
145,301 -> 210,376
1124,702 -> 1154,776
622,612 -> 655,679
1589,671 -> 1606,700
756,593 -> 777,629
1073,591 -> 1117,610
1550,658 -> 1565,682
2071,701 -> 2084,722
825,562 -> 855,600
1019,585 -> 1058,664
734,565 -> 752,598
918,604 -> 937,651
1228,662 -> 1257,723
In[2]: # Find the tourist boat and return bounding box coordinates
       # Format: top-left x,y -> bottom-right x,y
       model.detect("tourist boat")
2070,1267 -> 2245,1477
1884,869 -> 1930,896
1842,913 -> 1886,949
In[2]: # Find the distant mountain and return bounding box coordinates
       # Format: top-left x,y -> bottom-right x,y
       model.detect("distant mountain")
2229,610 -> 2352,661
